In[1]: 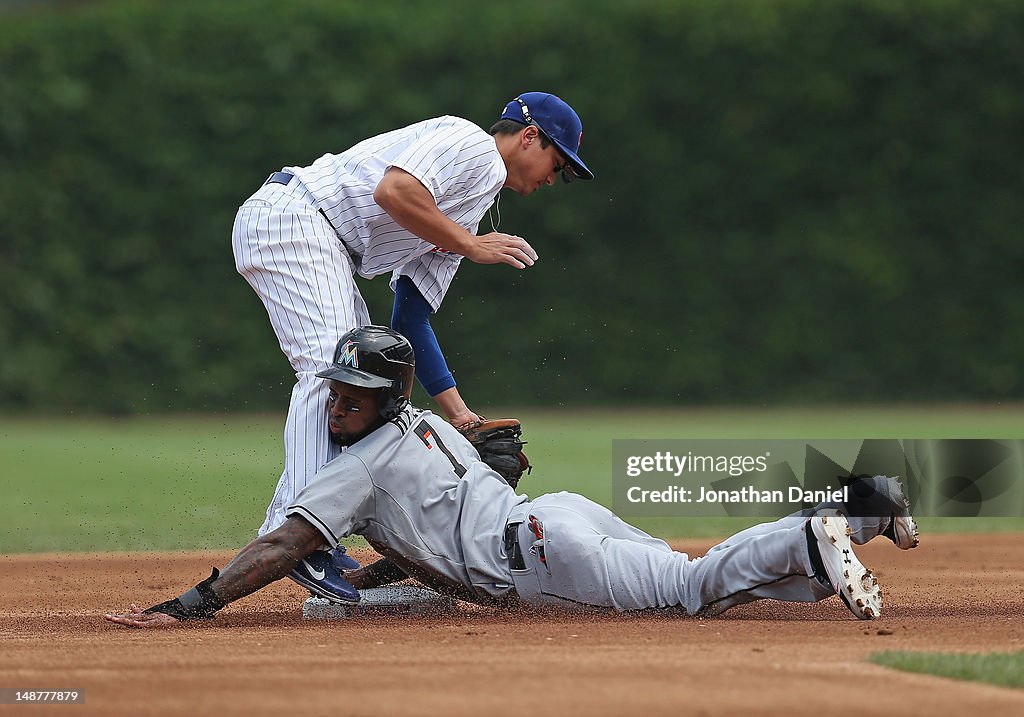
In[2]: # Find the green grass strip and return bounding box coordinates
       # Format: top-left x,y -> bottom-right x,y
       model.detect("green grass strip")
870,650 -> 1024,689
3,409 -> 1024,552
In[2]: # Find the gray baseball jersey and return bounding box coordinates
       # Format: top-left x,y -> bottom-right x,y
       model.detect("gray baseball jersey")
288,407 -> 526,603
287,406 -> 905,614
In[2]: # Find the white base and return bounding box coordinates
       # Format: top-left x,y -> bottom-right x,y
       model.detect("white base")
303,585 -> 458,620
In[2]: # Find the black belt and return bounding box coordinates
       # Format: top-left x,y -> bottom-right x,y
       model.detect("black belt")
504,522 -> 525,570
262,171 -> 342,249
264,171 -> 294,186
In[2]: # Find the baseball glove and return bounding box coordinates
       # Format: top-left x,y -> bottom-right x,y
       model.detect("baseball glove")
457,418 -> 532,489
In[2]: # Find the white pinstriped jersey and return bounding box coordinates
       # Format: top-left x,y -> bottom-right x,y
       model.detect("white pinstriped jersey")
289,116 -> 507,311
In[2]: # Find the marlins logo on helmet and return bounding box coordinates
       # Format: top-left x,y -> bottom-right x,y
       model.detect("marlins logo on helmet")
338,341 -> 359,367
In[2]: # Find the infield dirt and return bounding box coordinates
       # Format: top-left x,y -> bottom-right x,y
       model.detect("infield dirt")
2,534 -> 1022,716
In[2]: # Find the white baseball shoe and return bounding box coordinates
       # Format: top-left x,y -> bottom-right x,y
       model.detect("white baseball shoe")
841,475 -> 920,550
887,512 -> 920,550
878,477 -> 920,550
807,510 -> 882,620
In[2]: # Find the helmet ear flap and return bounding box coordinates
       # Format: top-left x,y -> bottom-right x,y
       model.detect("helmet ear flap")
393,394 -> 409,414
379,367 -> 413,421
378,390 -> 409,421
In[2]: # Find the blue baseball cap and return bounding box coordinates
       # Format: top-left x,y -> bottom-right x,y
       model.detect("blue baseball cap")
499,92 -> 594,182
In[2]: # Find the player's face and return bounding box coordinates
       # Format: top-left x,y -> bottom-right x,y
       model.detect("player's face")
507,127 -> 569,195
326,381 -> 385,446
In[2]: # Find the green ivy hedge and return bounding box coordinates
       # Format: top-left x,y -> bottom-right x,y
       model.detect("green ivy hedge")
1,0 -> 1021,412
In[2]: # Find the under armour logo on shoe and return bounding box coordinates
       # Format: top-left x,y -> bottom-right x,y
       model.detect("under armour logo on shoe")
843,549 -> 851,564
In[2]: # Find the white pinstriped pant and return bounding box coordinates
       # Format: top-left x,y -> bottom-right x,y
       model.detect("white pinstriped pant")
231,177 -> 370,536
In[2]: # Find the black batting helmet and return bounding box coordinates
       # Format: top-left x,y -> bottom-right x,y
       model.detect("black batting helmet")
316,326 -> 415,420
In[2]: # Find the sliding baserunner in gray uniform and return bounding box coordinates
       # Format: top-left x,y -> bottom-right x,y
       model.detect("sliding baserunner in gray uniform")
105,327 -> 918,628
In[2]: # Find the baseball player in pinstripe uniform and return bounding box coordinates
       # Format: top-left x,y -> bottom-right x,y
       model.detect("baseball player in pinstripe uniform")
105,327 -> 919,629
231,93 -> 593,602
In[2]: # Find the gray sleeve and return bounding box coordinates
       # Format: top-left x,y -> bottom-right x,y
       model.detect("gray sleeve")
286,455 -> 375,546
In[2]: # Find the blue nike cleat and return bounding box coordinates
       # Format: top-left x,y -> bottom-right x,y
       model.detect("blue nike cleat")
332,544 -> 361,571
289,550 -> 360,604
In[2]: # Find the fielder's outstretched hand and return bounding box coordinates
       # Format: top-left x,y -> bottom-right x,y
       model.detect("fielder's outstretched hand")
467,232 -> 538,269
105,604 -> 180,628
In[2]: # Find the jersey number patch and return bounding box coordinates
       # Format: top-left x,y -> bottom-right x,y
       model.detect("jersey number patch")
414,422 -> 466,477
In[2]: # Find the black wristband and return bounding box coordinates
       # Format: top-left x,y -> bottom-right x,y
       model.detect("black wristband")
144,568 -> 225,620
